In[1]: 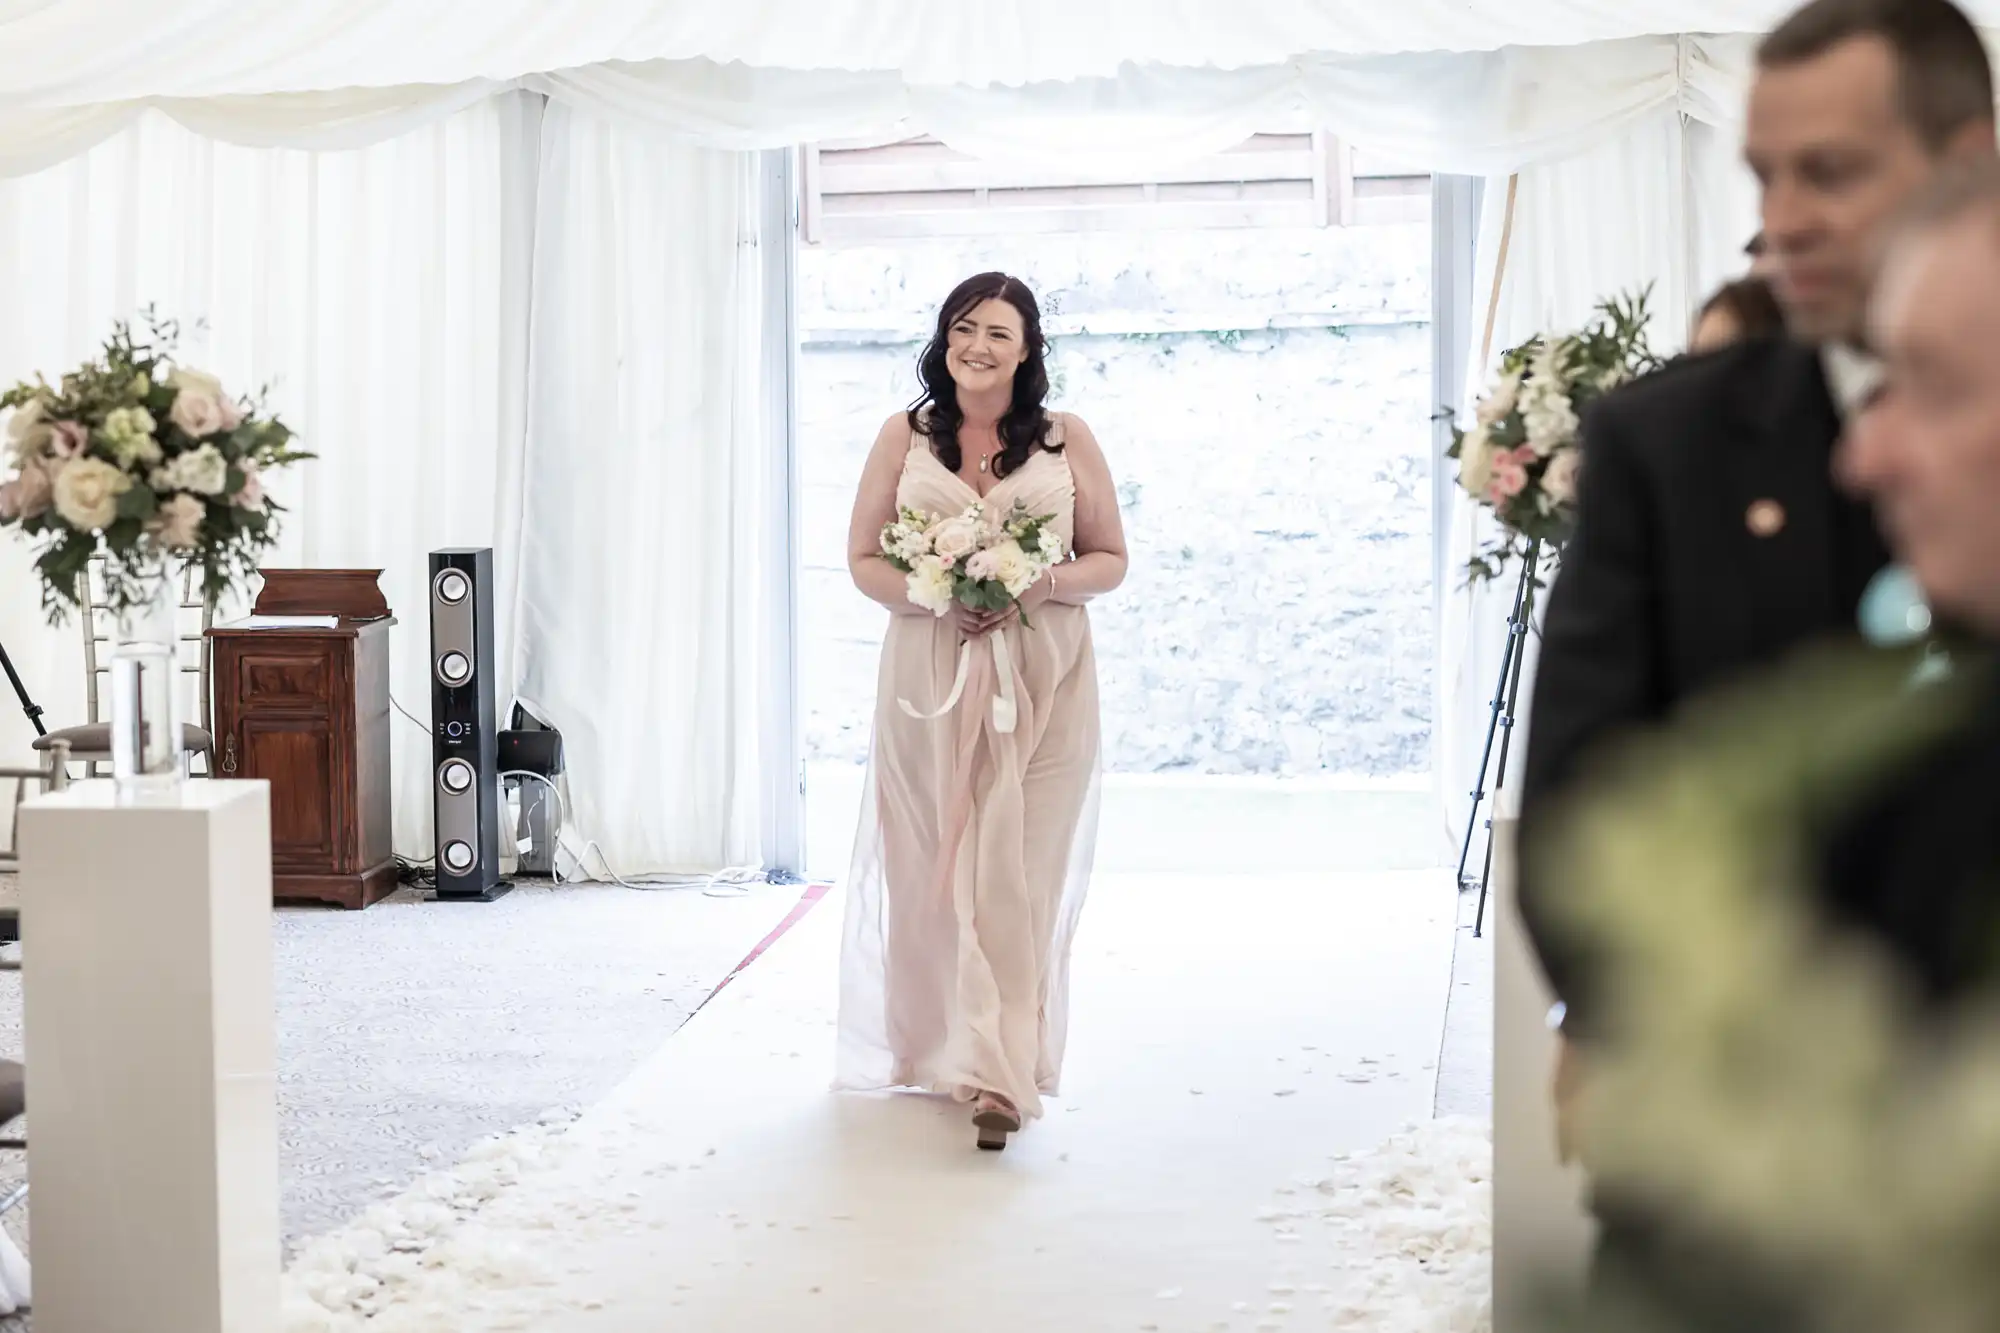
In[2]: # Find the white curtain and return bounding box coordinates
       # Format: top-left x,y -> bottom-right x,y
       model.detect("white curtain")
513,103 -> 774,877
1438,104 -> 1760,845
0,94 -> 544,860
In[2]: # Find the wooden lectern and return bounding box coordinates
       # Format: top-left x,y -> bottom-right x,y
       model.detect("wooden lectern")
208,570 -> 398,909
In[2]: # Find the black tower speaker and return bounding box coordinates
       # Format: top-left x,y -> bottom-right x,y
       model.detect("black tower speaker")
429,548 -> 509,902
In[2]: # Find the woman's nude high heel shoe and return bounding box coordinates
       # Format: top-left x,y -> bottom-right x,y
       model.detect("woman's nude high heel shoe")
973,1094 -> 1021,1151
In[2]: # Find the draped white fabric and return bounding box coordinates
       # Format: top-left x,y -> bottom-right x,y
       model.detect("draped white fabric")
0,96 -> 543,861
0,0 -> 1861,108
0,37 -> 1755,182
513,104 -> 774,876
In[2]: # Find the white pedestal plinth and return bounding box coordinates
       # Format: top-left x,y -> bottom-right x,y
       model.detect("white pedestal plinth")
1491,816 -> 1597,1330
19,780 -> 278,1333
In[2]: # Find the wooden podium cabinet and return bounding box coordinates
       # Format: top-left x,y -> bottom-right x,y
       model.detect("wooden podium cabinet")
209,617 -> 398,908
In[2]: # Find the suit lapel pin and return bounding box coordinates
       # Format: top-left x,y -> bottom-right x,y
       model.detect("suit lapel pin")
1746,499 -> 1787,538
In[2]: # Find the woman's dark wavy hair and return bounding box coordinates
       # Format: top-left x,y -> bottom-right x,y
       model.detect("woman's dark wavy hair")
907,272 -> 1056,479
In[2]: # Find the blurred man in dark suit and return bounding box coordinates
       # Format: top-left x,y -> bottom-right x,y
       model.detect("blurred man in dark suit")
1516,0 -> 1998,1310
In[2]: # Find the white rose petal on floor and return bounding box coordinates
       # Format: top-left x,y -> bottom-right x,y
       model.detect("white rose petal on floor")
1254,1115 -> 1492,1331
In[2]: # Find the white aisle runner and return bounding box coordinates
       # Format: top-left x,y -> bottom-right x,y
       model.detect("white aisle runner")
289,871 -> 1465,1332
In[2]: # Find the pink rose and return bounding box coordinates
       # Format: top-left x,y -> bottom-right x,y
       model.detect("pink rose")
148,492 -> 205,550
0,460 -> 52,521
218,397 -> 244,432
168,387 -> 229,438
965,547 -> 1003,581
1486,456 -> 1529,504
233,458 -> 265,512
48,419 -> 88,459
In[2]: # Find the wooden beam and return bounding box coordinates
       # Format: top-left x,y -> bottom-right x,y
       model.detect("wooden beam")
799,143 -> 823,246
817,150 -> 1319,196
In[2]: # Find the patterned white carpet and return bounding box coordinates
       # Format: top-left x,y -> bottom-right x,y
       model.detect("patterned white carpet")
0,876 -> 803,1251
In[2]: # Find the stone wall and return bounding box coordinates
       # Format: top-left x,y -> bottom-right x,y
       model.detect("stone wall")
798,224 -> 1434,777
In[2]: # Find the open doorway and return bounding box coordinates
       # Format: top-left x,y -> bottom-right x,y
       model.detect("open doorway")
795,133 -> 1440,881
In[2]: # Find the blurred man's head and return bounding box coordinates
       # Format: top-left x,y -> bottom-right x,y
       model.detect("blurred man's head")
1844,162 -> 2000,633
1748,0 -> 1996,344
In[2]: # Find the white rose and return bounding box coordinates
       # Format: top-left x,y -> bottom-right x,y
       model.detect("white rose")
979,539 -> 1038,598
6,398 -> 51,463
168,366 -> 225,399
1457,427 -> 1499,497
148,491 -> 205,549
1542,449 -> 1583,506
51,456 -> 131,531
905,555 -> 958,616
1474,367 -> 1522,427
926,514 -> 981,564
154,443 -> 229,496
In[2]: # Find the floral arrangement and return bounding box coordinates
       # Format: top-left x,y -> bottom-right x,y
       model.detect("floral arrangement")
0,309 -> 311,620
881,498 -> 1063,627
1533,644 -> 2000,1332
1446,289 -> 1661,583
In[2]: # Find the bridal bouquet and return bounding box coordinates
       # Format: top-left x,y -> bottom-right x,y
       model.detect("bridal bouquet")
880,498 -> 1063,736
881,497 -> 1063,628
0,308 -> 311,619
1446,288 -> 1661,583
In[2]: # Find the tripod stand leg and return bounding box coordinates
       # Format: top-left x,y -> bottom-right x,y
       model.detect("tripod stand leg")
1455,553 -> 1535,886
0,640 -> 45,738
1473,540 -> 1543,936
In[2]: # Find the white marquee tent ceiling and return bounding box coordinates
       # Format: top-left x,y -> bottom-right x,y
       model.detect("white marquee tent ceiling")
0,0 -> 1962,103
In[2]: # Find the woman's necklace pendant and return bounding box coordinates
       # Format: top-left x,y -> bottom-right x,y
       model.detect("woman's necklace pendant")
979,454 -> 991,474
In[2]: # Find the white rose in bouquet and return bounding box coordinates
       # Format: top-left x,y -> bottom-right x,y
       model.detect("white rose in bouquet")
152,442 -> 229,496
966,539 -> 1040,598
52,456 -> 131,530
1457,426 -> 1500,496
1522,389 -> 1580,458
994,542 -> 1040,598
1475,366 -> 1523,427
927,512 -> 982,564
1542,448 -> 1583,506
149,492 -> 205,549
906,555 -> 958,616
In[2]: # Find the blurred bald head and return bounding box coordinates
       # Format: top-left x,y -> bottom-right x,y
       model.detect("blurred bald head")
1844,161 -> 2000,631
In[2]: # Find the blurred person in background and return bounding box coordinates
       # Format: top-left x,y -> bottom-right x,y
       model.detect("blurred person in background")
1690,275 -> 1787,351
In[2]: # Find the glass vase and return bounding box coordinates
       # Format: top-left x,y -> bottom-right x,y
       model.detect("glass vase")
109,570 -> 183,791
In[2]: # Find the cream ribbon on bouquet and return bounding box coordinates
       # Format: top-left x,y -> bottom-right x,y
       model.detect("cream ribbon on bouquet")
900,632 -> 1020,735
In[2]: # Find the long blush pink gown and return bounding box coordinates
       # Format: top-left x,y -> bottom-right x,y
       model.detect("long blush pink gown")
834,414 -> 1101,1120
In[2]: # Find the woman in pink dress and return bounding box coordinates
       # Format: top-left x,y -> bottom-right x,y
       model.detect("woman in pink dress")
835,273 -> 1129,1151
